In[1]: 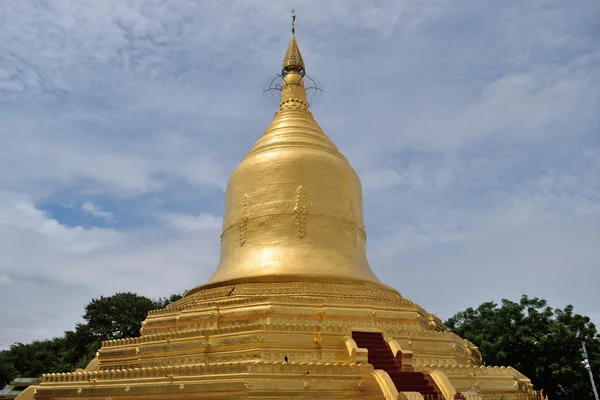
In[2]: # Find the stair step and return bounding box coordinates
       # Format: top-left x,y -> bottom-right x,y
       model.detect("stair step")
393,385 -> 434,390
354,341 -> 387,346
394,385 -> 435,392
388,375 -> 427,382
355,342 -> 385,345
395,386 -> 430,389
393,380 -> 429,386
391,371 -> 425,377
388,372 -> 425,378
352,332 -> 383,336
352,331 -> 439,398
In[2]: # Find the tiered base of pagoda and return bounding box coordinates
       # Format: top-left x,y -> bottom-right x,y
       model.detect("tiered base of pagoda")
31,278 -> 541,400
35,361 -> 385,400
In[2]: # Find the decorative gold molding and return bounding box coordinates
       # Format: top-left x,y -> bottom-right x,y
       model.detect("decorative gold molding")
239,194 -> 249,246
294,185 -> 308,238
350,200 -> 358,248
422,369 -> 456,400
372,370 -> 399,400
41,361 -> 372,384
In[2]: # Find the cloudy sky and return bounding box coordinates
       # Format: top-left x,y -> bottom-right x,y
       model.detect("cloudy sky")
1,0 -> 599,348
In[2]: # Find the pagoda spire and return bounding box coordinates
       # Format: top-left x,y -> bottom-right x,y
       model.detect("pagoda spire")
282,8 -> 305,76
278,8 -> 309,111
196,10 -> 380,287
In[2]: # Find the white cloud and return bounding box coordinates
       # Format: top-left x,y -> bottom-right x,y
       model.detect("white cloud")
0,274 -> 11,287
0,0 -> 598,349
81,201 -> 116,223
0,192 -> 220,347
162,213 -> 223,232
370,212 -> 600,321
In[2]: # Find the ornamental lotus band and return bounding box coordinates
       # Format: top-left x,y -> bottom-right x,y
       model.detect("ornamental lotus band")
23,12 -> 546,400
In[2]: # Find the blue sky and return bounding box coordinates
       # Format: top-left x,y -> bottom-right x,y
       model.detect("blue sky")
0,0 -> 599,348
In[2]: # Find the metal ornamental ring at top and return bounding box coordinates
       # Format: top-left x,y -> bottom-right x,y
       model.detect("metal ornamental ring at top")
263,8 -> 323,106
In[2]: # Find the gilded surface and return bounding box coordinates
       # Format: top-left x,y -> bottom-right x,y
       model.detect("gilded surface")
203,33 -> 379,287
27,14 -> 544,400
239,194 -> 249,246
282,35 -> 305,74
294,185 -> 308,238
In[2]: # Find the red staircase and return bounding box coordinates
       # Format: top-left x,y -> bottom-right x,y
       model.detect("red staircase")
352,331 -> 439,400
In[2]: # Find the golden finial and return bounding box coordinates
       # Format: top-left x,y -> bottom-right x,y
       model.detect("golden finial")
282,7 -> 305,75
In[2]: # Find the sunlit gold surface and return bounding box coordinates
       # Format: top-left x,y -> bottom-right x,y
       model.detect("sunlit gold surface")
26,17 -> 546,400
282,35 -> 305,73
202,33 -> 380,288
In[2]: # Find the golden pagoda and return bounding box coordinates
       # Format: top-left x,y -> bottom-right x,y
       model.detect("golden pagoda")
25,12 -> 546,400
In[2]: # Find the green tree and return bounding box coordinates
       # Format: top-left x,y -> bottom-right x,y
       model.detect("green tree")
62,323 -> 101,370
83,292 -> 165,340
445,295 -> 600,400
155,293 -> 184,308
0,291 -> 183,387
1,338 -> 73,381
0,350 -> 19,389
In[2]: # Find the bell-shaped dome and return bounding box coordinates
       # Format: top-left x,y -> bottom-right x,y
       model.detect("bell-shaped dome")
202,30 -> 380,288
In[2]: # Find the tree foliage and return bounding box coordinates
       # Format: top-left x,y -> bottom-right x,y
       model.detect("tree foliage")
0,292 -> 183,387
84,292 -> 161,340
446,295 -> 600,400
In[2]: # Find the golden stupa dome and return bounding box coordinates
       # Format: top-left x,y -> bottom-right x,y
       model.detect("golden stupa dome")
32,13 -> 542,400
204,28 -> 380,287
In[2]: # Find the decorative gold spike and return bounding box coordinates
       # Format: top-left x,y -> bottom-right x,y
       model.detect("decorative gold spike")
282,8 -> 305,75
282,36 -> 305,74
350,200 -> 358,248
294,185 -> 308,238
239,194 -> 249,246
